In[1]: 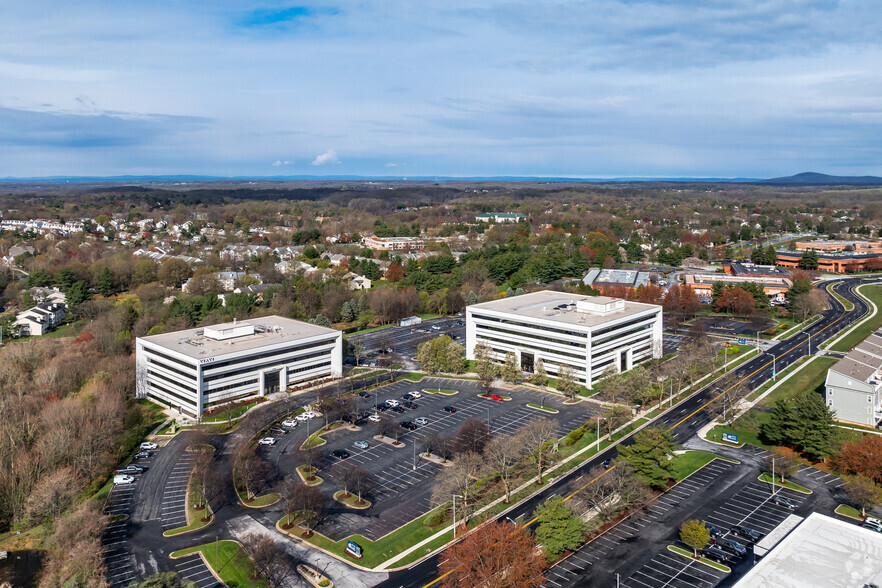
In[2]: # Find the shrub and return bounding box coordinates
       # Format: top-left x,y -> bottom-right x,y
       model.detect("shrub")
563,426 -> 585,446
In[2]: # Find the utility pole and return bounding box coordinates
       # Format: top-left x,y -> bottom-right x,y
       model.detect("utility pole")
452,494 -> 464,539
771,457 -> 776,495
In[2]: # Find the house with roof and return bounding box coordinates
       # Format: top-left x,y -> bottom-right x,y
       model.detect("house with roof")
475,212 -> 526,224
825,329 -> 882,426
15,301 -> 66,336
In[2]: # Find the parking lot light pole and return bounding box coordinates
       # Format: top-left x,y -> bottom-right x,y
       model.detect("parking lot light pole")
771,457 -> 777,496
452,494 -> 464,538
764,352 -> 776,382
486,406 -> 491,433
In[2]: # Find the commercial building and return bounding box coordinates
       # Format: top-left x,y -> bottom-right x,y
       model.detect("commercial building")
136,316 -> 342,417
362,236 -> 426,251
682,273 -> 792,302
734,513 -> 882,588
776,249 -> 882,273
474,212 -> 526,224
466,290 -> 662,388
726,262 -> 791,278
794,239 -> 882,253
824,329 -> 882,426
582,268 -> 651,290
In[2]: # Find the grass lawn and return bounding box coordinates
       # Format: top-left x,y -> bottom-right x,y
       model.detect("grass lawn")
334,491 -> 371,509
171,540 -> 267,588
201,400 -> 263,423
758,357 -> 838,407
400,372 -> 479,382
667,545 -> 731,573
346,323 -> 395,337
237,489 -> 280,507
830,285 -> 882,352
670,451 -> 738,482
835,504 -> 864,520
426,389 -> 459,395
758,472 -> 812,494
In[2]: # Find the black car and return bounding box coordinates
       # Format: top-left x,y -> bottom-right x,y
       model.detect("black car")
701,546 -> 730,563
332,449 -> 351,459
403,401 -> 418,409
390,405 -> 405,413
703,522 -> 723,539
358,391 -> 371,399
401,393 -> 414,401
714,537 -> 747,557
731,525 -> 762,542
601,459 -> 612,469
399,421 -> 418,431
773,495 -> 795,509
376,403 -> 389,411
443,406 -> 457,413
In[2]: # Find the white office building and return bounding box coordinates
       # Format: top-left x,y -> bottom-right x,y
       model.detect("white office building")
136,316 -> 342,417
466,291 -> 662,388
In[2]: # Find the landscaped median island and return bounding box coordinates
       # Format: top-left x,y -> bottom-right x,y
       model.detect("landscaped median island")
170,540 -> 267,588
333,490 -> 371,509
835,504 -> 864,520
667,545 -> 731,573
758,472 -> 812,494
297,465 -> 323,486
828,284 -> 882,352
527,403 -> 559,413
422,388 -> 458,395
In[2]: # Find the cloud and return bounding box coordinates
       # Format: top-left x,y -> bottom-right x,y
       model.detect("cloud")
384,162 -> 397,167
272,160 -> 294,166
311,149 -> 340,166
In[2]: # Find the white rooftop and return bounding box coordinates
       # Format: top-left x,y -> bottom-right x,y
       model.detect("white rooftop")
734,512 -> 882,588
139,315 -> 339,359
467,290 -> 660,328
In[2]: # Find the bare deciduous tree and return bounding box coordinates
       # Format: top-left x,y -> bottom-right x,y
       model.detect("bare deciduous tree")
453,417 -> 491,455
239,533 -> 293,588
516,418 -> 558,485
431,452 -> 484,525
484,434 -> 526,504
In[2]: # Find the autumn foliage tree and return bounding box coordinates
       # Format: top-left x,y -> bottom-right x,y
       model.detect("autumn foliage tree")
439,520 -> 546,588
836,435 -> 882,484
386,261 -> 404,282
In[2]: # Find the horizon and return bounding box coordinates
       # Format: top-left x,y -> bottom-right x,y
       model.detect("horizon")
3,2 -> 882,178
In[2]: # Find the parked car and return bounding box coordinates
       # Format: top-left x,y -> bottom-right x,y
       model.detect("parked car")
282,419 -> 298,428
376,403 -> 389,412
488,394 -> 504,401
358,391 -> 372,399
866,517 -> 882,528
400,421 -> 418,431
415,417 -> 429,425
304,411 -> 318,419
403,401 -> 418,409
731,525 -> 762,542
122,464 -> 145,473
701,546 -> 730,563
862,522 -> 882,533
115,466 -> 142,476
443,406 -> 457,413
133,451 -> 151,459
332,449 -> 351,459
353,440 -> 369,450
113,474 -> 135,485
410,391 -> 422,399
386,399 -> 400,407
258,437 -> 277,446
431,325 -> 441,331
714,537 -> 747,557
295,412 -> 311,421
390,405 -> 405,413
368,414 -> 381,423
401,394 -> 414,401
270,427 -> 287,434
703,522 -> 723,538
601,459 -> 612,469
140,442 -> 158,450
773,495 -> 795,509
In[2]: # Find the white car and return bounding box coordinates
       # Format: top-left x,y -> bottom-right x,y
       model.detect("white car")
113,474 -> 135,485
410,391 -> 422,399
295,412 -> 312,421
385,399 -> 400,407
140,442 -> 158,451
415,417 -> 428,425
282,419 -> 298,428
368,414 -> 381,423
258,437 -> 277,446
431,325 -> 441,331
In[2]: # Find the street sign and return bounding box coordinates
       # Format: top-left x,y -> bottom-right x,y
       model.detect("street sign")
346,540 -> 363,558
552,440 -> 559,452
723,433 -> 739,444
738,338 -> 746,345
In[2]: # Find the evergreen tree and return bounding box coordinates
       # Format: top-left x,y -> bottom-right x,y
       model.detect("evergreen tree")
66,280 -> 92,308
792,392 -> 837,461
534,496 -> 586,559
309,314 -> 332,327
799,249 -> 819,270
466,290 -> 478,305
97,267 -> 116,297
341,300 -> 356,322
54,267 -> 77,291
618,427 -> 679,489
357,294 -> 368,314
762,398 -> 794,446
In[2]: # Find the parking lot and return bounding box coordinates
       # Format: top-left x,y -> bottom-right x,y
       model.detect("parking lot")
103,484 -> 137,588
264,377 -> 597,541
347,317 -> 465,366
173,553 -> 222,588
161,452 -> 196,533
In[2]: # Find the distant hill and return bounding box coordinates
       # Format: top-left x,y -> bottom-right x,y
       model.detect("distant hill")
758,172 -> 882,186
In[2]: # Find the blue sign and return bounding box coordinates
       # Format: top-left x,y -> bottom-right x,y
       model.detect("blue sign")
723,433 -> 739,444
738,338 -> 746,345
346,540 -> 363,558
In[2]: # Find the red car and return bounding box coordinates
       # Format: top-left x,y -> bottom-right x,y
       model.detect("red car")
489,394 -> 504,401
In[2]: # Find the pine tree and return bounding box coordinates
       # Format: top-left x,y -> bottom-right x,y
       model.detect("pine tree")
762,398 -> 794,446
309,314 -> 332,327
534,496 -> 586,559
618,427 -> 679,489
799,249 -> 819,270
793,392 -> 837,461
341,300 -> 355,322
466,291 -> 478,305
98,267 -> 116,297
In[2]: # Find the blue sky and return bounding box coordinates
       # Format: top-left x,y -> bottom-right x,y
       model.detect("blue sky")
1,1 -> 880,178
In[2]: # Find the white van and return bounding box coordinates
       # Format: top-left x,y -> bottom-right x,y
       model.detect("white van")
113,474 -> 135,485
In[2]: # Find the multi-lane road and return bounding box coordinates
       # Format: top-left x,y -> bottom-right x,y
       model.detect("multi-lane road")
376,277 -> 874,588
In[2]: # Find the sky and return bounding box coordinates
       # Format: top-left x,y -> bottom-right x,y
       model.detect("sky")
1,1 -> 881,179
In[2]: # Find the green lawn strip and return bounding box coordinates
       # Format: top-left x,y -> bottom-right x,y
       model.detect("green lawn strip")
830,284 -> 882,352
423,389 -> 458,395
237,490 -> 280,507
757,357 -> 837,407
346,323 -> 395,337
670,451 -> 738,483
171,540 -> 268,588
400,372 -> 479,382
835,504 -> 864,520
288,508 -> 448,569
527,403 -> 559,413
758,472 -> 812,494
419,313 -> 442,320
297,465 -> 323,486
667,545 -> 731,573
828,283 -> 854,311
200,400 -> 264,423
